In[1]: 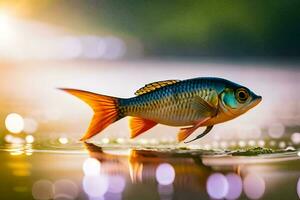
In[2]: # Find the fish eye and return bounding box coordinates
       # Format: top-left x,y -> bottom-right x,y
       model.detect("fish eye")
235,88 -> 249,103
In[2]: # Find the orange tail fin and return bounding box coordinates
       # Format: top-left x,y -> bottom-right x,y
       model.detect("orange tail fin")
60,88 -> 122,141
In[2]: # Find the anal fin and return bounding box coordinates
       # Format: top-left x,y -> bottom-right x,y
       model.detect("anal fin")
129,117 -> 157,139
177,126 -> 196,142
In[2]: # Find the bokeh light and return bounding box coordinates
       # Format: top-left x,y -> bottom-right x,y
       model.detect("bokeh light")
83,174 -> 109,198
53,179 -> 79,200
4,134 -> 13,143
243,173 -> 265,200
32,180 -> 54,200
10,137 -> 25,144
206,173 -> 229,199
297,177 -> 300,199
238,140 -> 246,148
82,158 -> 101,176
108,175 -> 126,194
258,140 -> 265,147
5,113 -> 24,133
269,140 -> 276,147
58,136 -> 69,144
225,173 -> 242,200
101,138 -> 110,144
291,133 -> 300,144
268,123 -> 285,139
25,135 -> 35,144
155,163 -> 175,185
279,141 -> 286,149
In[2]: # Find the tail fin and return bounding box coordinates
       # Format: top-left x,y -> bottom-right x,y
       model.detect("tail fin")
60,88 -> 122,141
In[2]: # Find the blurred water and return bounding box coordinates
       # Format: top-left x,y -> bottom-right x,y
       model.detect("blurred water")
0,141 -> 299,200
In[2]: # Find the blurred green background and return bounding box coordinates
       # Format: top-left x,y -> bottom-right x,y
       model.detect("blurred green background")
11,0 -> 300,58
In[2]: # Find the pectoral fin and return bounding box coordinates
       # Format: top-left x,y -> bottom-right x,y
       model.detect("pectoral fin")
192,95 -> 218,117
129,117 -> 157,139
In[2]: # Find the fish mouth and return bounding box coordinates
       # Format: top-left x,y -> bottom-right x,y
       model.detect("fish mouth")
251,95 -> 262,108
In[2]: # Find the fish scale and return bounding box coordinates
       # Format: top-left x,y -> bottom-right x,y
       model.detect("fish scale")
120,79 -> 219,126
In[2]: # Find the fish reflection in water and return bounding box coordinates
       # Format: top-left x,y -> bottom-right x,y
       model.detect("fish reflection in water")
85,143 -> 275,200
82,143 -> 300,200
84,142 -> 215,199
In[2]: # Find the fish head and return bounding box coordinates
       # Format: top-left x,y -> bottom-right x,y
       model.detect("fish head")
219,84 -> 262,117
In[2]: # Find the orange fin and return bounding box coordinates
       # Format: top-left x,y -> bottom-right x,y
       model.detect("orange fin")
177,127 -> 196,142
177,117 -> 211,142
129,117 -> 157,138
59,88 -> 122,141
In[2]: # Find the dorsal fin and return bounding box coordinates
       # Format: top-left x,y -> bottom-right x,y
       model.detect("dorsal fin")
135,80 -> 180,95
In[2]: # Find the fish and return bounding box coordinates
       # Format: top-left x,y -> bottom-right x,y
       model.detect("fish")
60,77 -> 262,143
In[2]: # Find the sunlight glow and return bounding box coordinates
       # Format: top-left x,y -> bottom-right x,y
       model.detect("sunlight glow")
0,10 -> 15,42
5,113 -> 24,133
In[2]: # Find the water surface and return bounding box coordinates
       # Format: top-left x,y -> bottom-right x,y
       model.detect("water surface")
1,140 -> 299,200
